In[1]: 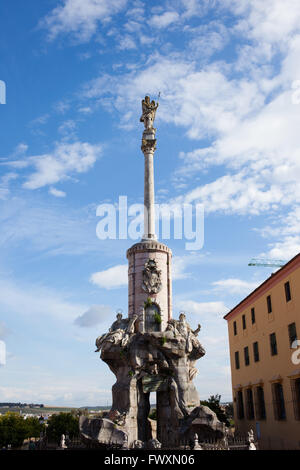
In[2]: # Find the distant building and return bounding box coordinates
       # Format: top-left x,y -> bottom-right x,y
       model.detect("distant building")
224,253 -> 300,450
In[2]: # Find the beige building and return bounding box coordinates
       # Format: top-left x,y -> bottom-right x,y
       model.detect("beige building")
224,253 -> 300,450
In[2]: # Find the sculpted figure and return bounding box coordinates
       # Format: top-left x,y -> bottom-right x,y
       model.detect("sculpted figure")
133,440 -> 144,449
167,313 -> 203,354
120,314 -> 138,347
95,313 -> 138,352
140,95 -> 159,130
148,438 -> 161,449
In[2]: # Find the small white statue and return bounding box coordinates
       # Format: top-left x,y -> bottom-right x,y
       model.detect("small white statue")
248,429 -> 256,450
60,434 -> 67,449
193,433 -> 202,450
133,440 -> 144,449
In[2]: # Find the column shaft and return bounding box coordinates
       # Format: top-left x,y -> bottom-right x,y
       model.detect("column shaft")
143,151 -> 156,240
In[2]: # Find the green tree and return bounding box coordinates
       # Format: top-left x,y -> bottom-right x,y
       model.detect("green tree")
200,394 -> 230,427
24,416 -> 44,439
148,408 -> 157,420
0,412 -> 43,448
46,412 -> 79,444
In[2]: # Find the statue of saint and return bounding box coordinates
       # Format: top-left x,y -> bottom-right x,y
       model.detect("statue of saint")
140,95 -> 159,130
166,313 -> 202,354
95,313 -> 138,352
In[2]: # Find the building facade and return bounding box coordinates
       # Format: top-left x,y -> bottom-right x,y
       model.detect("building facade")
224,253 -> 300,450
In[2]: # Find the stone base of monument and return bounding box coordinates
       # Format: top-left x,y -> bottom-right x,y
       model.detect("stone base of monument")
79,405 -> 225,449
91,311 -> 227,450
79,416 -> 128,449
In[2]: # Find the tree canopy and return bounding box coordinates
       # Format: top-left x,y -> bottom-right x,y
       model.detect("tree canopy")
200,394 -> 230,427
0,412 -> 43,448
46,412 -> 79,444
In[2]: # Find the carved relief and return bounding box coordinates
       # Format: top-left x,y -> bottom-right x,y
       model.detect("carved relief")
142,259 -> 162,294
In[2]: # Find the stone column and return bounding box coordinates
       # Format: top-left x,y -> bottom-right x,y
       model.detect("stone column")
142,129 -> 157,240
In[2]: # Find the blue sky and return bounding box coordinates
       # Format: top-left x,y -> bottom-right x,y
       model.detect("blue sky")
1,0 -> 300,406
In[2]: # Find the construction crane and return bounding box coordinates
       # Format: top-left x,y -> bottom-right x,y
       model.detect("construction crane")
248,258 -> 287,268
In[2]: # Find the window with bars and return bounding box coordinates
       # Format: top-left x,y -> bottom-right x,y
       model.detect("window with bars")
236,390 -> 244,420
291,378 -> 300,420
255,386 -> 266,420
244,346 -> 250,366
267,295 -> 272,313
288,322 -> 297,347
253,341 -> 259,362
246,388 -> 255,420
270,332 -> 278,356
235,351 -> 240,370
272,382 -> 286,420
284,281 -> 292,302
251,307 -> 256,324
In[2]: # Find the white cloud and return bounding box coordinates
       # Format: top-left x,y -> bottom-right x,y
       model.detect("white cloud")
78,106 -> 93,114
172,252 -> 205,280
180,0 -> 211,19
49,187 -> 66,198
174,172 -> 286,215
0,196 -> 116,256
175,299 -> 229,318
58,119 -> 77,138
0,322 -> 10,339
0,278 -> 87,322
263,236 -> 300,261
90,264 -> 128,289
41,0 -> 127,42
257,207 -> 300,261
78,2 -> 300,224
74,304 -> 113,327
212,278 -> 263,296
21,141 -> 102,190
0,173 -> 18,200
228,0 -> 300,45
149,11 -> 180,29
117,34 -> 136,50
187,22 -> 230,58
0,382 -> 112,407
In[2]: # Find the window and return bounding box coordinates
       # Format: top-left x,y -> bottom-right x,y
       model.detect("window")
267,295 -> 272,313
270,332 -> 278,356
251,307 -> 256,324
288,322 -> 297,347
291,378 -> 300,420
284,281 -> 292,302
233,321 -> 237,336
244,346 -> 250,366
242,314 -> 246,330
253,341 -> 259,362
255,386 -> 266,420
272,382 -> 286,420
235,351 -> 240,370
145,303 -> 161,332
237,390 -> 244,419
246,388 -> 255,420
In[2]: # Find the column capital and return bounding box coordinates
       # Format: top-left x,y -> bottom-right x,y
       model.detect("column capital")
141,138 -> 156,154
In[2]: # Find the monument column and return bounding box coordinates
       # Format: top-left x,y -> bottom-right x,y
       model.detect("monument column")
142,130 -> 156,240
127,96 -> 172,330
